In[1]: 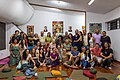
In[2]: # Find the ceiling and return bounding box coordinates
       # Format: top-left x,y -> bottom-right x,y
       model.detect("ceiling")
27,0 -> 120,14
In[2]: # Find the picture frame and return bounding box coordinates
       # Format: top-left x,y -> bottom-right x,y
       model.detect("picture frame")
27,25 -> 34,35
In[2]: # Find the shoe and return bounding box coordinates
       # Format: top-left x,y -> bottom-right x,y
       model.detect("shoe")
108,67 -> 112,70
83,67 -> 86,69
90,67 -> 93,69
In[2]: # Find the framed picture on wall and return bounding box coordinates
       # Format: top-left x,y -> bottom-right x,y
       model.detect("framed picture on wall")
52,21 -> 63,34
27,25 -> 34,35
89,23 -> 102,33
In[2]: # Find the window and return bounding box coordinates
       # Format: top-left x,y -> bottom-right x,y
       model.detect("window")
107,18 -> 120,31
0,22 -> 6,50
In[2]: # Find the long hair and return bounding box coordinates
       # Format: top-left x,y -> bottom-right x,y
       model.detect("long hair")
88,33 -> 92,46
85,47 -> 91,60
22,49 -> 28,60
20,39 -> 27,48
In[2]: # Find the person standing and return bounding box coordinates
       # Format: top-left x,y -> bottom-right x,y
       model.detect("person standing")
9,39 -> 20,66
101,31 -> 111,48
88,33 -> 94,48
83,30 -> 88,46
92,29 -> 102,46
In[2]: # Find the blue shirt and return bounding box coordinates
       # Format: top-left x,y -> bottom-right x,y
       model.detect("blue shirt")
71,51 -> 79,56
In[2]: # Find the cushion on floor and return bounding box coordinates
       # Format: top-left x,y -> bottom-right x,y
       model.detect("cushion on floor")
2,68 -> 12,73
89,68 -> 97,74
51,70 -> 61,76
83,70 -> 94,78
13,76 -> 26,80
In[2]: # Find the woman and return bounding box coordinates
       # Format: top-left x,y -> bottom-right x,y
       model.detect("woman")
68,33 -> 73,46
33,33 -> 39,46
35,41 -> 41,53
45,32 -> 52,45
19,39 -> 27,54
30,48 -> 40,68
49,39 -> 56,49
101,42 -> 113,69
88,33 -> 94,48
81,47 -> 94,69
49,47 -> 59,67
39,49 -> 45,66
16,49 -> 36,69
23,34 -> 28,44
77,31 -> 83,52
9,39 -> 20,66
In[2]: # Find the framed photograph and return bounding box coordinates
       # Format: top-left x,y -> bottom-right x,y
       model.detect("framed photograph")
68,26 -> 72,32
89,23 -> 102,33
52,21 -> 63,34
27,25 -> 34,35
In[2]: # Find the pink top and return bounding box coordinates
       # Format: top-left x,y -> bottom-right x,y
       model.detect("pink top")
90,47 -> 102,57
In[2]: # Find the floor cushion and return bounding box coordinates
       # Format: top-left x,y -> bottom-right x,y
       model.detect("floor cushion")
13,76 -> 26,80
89,68 -> 97,74
83,70 -> 94,78
2,68 -> 12,73
51,70 -> 61,76
96,77 -> 108,80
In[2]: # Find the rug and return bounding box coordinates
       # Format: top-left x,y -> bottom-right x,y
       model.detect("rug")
0,68 -> 16,79
38,71 -> 68,80
96,71 -> 117,80
69,70 -> 89,80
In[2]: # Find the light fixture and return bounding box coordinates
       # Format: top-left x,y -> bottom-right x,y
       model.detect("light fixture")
88,0 -> 95,5
50,0 -> 68,6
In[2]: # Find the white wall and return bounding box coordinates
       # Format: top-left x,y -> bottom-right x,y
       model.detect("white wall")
86,12 -> 105,32
105,7 -> 120,61
19,10 -> 85,35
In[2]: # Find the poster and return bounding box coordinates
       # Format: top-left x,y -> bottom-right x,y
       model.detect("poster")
52,21 -> 63,34
89,23 -> 102,33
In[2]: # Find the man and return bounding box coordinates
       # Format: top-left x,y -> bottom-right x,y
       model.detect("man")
73,29 -> 79,47
9,30 -> 20,44
39,31 -> 45,47
28,32 -> 34,50
100,42 -> 113,69
101,31 -> 111,48
92,29 -> 102,46
83,30 -> 88,46
91,43 -> 102,65
71,46 -> 80,66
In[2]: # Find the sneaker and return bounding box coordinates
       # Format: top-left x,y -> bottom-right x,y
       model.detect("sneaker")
83,67 -> 86,69
108,67 -> 112,70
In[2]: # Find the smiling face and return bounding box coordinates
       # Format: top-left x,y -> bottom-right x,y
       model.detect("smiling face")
104,42 -> 109,48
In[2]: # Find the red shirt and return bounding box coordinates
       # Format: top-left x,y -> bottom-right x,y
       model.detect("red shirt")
90,47 -> 102,57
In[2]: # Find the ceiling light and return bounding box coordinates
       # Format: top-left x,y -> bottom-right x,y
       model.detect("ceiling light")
51,1 -> 68,6
88,0 -> 95,5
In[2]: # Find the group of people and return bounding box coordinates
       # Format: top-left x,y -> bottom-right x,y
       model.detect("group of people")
8,28 -> 113,71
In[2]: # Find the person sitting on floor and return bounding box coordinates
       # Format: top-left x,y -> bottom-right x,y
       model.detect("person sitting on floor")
49,47 -> 59,67
100,42 -> 113,69
63,39 -> 71,51
81,46 -> 95,69
39,48 -> 46,66
70,46 -> 80,66
30,48 -> 40,68
90,43 -> 102,66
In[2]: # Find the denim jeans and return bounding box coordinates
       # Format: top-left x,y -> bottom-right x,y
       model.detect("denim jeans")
25,69 -> 35,76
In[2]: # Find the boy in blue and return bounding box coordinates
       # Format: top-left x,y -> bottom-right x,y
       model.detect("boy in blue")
71,46 -> 80,66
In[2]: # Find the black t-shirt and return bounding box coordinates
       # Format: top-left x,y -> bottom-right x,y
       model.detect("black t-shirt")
101,48 -> 113,57
28,36 -> 34,46
101,36 -> 111,47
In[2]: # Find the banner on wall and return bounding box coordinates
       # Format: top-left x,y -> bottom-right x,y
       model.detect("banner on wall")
52,21 -> 63,35
89,23 -> 102,33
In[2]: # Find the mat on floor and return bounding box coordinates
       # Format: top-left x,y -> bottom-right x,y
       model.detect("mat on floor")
96,71 -> 117,80
13,72 -> 32,79
0,68 -> 16,79
69,70 -> 89,80
38,71 -> 68,80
